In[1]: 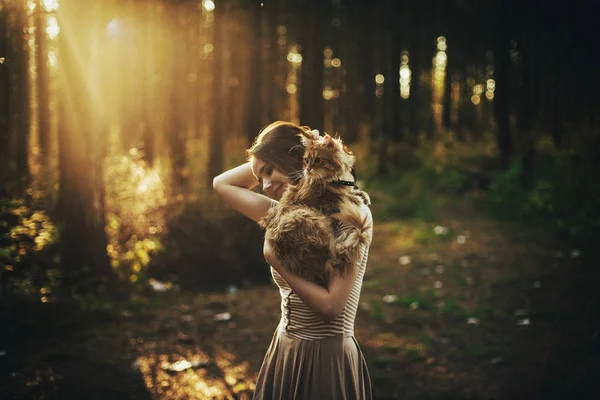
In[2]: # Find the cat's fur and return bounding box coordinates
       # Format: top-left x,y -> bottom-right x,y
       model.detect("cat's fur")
259,130 -> 371,287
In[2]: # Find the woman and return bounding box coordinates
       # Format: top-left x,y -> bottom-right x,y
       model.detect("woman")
213,121 -> 372,399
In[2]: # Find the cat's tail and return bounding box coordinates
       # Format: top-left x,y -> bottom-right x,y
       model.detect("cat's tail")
329,199 -> 372,275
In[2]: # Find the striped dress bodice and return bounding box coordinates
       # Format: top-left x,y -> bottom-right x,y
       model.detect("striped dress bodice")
271,205 -> 372,341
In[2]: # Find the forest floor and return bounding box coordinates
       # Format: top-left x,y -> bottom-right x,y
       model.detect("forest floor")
1,194 -> 599,399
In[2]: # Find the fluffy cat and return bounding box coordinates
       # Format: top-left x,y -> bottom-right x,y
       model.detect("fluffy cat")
259,129 -> 371,287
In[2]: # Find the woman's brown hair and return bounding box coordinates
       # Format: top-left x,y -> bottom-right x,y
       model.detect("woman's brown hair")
246,121 -> 307,181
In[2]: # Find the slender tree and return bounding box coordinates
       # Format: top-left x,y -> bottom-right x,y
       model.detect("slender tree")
57,0 -> 115,292
142,2 -> 156,165
245,0 -> 262,144
264,0 -> 285,124
407,4 -> 423,145
551,41 -> 564,150
120,0 -> 140,153
14,4 -> 30,192
207,1 -> 226,182
196,0 -> 215,142
299,0 -> 325,131
339,0 -> 360,144
442,38 -> 452,133
386,0 -> 402,144
492,1 -> 512,169
377,0 -> 399,175
167,4 -> 188,193
516,0 -> 537,189
357,3 -> 375,127
35,0 -> 51,172
0,4 -> 11,190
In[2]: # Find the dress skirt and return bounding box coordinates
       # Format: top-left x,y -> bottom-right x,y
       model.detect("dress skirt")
253,327 -> 372,400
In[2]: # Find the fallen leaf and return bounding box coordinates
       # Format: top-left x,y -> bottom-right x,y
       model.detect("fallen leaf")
177,331 -> 195,344
214,312 -> 231,321
382,294 -> 398,304
398,256 -> 412,265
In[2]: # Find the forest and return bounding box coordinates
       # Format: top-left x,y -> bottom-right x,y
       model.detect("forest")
1,0 -> 599,398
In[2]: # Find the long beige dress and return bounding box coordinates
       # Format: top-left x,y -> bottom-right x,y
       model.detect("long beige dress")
253,204 -> 373,400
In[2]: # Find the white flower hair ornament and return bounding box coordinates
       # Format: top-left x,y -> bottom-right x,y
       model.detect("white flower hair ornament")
299,127 -> 323,145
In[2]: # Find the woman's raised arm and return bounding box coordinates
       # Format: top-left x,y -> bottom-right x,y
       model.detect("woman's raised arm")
212,162 -> 276,223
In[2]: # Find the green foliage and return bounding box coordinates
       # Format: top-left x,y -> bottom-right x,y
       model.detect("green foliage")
395,290 -> 439,311
103,153 -> 168,287
362,138 -> 482,221
372,355 -> 395,368
364,132 -> 599,253
413,224 -> 455,244
402,344 -> 426,363
0,197 -> 61,302
440,298 -> 463,314
370,300 -> 385,321
484,154 -> 600,250
484,164 -> 527,219
366,168 -> 442,221
362,279 -> 381,289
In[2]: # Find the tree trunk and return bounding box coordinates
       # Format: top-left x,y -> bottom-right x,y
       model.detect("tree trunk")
550,3 -> 567,150
224,12 -> 237,145
341,3 -> 360,144
57,0 -> 115,292
245,1 -> 262,145
263,0 -> 282,123
408,37 -> 422,145
169,6 -> 187,193
442,39 -> 452,133
386,0 -> 402,144
299,0 -> 324,131
196,1 -> 214,141
120,0 -> 139,153
493,3 -> 512,170
517,4 -> 537,190
377,0 -> 392,176
518,60 -> 535,189
142,2 -> 155,165
207,3 -> 226,182
35,0 -> 51,171
0,6 -> 11,191
358,5 -> 375,126
453,72 -> 466,142
15,6 -> 30,193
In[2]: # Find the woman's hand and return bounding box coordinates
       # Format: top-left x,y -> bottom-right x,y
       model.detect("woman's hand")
264,238 -> 356,323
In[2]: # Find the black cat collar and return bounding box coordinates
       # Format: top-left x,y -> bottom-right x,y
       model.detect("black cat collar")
333,180 -> 358,189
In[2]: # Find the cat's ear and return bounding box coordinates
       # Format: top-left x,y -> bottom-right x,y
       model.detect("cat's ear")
323,134 -> 336,147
